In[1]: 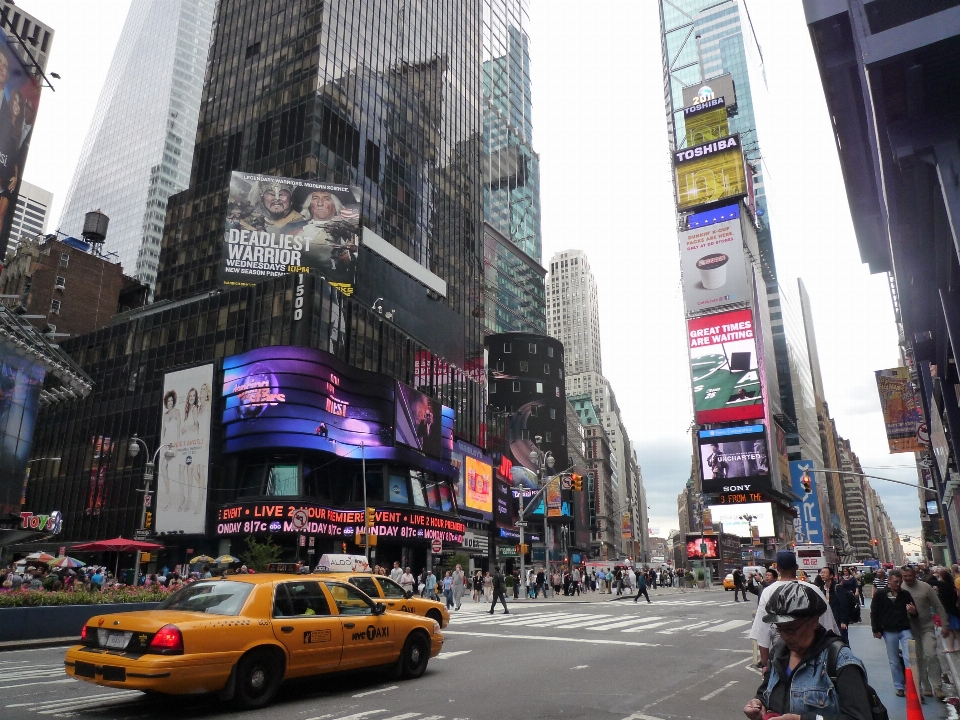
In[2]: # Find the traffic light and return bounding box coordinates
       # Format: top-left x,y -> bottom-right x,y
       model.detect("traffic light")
800,471 -> 812,495
517,543 -> 529,555
872,539 -> 878,546
341,542 -> 347,553
144,511 -> 153,528
365,507 -> 376,528
356,532 -> 367,546
571,473 -> 583,492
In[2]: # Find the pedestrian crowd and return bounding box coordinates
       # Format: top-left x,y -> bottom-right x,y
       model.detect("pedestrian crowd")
0,561 -> 257,594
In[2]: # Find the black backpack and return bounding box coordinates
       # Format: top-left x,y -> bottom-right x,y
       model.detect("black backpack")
825,640 -> 889,720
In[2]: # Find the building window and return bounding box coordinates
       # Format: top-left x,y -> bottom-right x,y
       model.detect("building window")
529,343 -> 537,354
519,361 -> 528,372
54,276 -> 65,290
489,384 -> 496,394
244,41 -> 261,59
543,363 -> 549,374
530,405 -> 538,417
536,382 -> 543,394
50,299 -> 61,314
550,409 -> 556,419
512,381 -> 520,392
496,360 -> 504,372
547,347 -> 554,358
503,342 -> 512,354
545,432 -> 552,442
559,368 -> 563,379
59,253 -> 69,268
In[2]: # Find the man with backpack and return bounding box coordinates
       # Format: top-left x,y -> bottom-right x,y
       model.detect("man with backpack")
488,565 -> 509,614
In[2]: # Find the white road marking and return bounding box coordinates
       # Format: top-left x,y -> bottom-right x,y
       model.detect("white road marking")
443,630 -> 660,647
702,620 -> 752,633
352,686 -> 399,698
583,617 -> 667,631
0,679 -> 76,690
621,621 -> 675,632
571,665 -> 589,669
435,650 -> 472,660
329,712 -> 388,720
546,615 -> 615,628
379,714 -> 422,720
304,715 -> 334,720
621,713 -> 667,720
656,620 -> 717,635
7,690 -> 135,708
700,680 -> 739,700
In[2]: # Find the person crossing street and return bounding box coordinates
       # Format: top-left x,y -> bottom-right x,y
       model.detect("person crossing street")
488,565 -> 510,614
633,570 -> 650,603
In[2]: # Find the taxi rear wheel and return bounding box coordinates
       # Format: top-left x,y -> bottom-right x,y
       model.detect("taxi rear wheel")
399,631 -> 430,679
234,649 -> 283,709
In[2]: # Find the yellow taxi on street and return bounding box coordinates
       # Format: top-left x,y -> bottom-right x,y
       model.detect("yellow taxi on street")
723,573 -> 736,590
313,555 -> 450,629
63,567 -> 443,709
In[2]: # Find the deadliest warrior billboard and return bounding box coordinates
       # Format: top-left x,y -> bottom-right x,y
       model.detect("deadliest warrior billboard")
699,425 -> 771,495
679,218 -> 749,314
222,172 -> 361,295
688,308 -> 764,423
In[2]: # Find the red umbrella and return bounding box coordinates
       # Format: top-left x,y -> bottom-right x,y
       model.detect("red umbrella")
71,537 -> 163,552
71,538 -> 164,586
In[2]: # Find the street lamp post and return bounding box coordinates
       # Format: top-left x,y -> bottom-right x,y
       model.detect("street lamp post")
128,435 -> 175,585
529,437 -> 555,580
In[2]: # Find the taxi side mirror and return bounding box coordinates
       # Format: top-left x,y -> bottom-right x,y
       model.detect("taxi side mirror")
404,590 -> 414,600
373,602 -> 387,616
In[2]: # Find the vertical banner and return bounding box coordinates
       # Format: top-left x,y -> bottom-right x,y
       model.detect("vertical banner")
546,477 -> 562,517
157,364 -> 214,534
621,513 -> 633,539
789,460 -> 823,544
874,367 -> 924,453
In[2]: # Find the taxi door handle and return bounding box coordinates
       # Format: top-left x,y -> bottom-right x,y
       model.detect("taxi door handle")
280,626 -> 294,633
343,623 -> 355,629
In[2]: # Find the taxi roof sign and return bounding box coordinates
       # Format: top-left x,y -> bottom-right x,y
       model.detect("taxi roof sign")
266,562 -> 305,573
315,554 -> 371,573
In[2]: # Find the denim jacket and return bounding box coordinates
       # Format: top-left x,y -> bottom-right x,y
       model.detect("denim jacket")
760,630 -> 869,720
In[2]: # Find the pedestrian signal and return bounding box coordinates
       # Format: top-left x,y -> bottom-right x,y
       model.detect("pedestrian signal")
571,473 -> 583,492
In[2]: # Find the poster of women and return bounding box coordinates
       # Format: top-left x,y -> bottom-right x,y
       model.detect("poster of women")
156,364 -> 214,534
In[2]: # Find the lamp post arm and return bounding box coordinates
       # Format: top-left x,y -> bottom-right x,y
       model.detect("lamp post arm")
800,468 -> 935,494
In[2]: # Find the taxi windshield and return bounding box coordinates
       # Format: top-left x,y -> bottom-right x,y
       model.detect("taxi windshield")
377,577 -> 408,599
157,581 -> 253,615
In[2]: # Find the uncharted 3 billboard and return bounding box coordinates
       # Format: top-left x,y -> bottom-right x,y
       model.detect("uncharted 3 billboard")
699,425 -> 771,495
680,217 -> 749,314
222,172 -> 361,295
688,308 -> 764,423
875,367 -> 925,453
157,364 -> 214,535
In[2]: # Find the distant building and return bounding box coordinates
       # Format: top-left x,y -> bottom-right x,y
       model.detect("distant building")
547,250 -> 602,375
0,235 -> 148,341
57,0 -> 215,288
0,3 -> 54,72
5,181 -> 52,258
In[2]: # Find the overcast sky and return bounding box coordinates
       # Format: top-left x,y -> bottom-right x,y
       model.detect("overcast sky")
17,0 -> 923,553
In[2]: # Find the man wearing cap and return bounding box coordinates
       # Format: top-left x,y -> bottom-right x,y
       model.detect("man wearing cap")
871,568 -> 916,697
241,181 -> 306,236
750,551 -> 838,673
745,582 -> 873,720
902,565 -> 947,699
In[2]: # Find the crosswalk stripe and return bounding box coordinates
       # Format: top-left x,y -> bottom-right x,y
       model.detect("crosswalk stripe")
656,620 -> 716,634
537,615 -> 614,628
584,616 -> 667,631
621,621 -> 675,632
702,619 -> 752,633
469,614 -> 569,627
328,712 -> 388,720
0,679 -> 76,690
516,614 -> 611,627
379,714 -> 422,720
7,691 -> 135,708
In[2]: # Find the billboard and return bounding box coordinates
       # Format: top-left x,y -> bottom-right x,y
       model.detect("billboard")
789,461 -> 824,545
0,343 -> 44,514
222,346 -> 454,475
222,172 -> 361,295
705,502 -> 775,537
684,104 -> 729,147
680,218 -> 749,314
0,29 -> 43,259
157,364 -> 214,535
688,309 -> 764,423
674,135 -> 746,212
85,436 -> 115,514
450,440 -> 493,518
682,73 -> 737,111
621,513 -> 633,539
395,382 -> 442,459
875,367 -> 924,453
699,425 -> 771,494
686,534 -> 718,559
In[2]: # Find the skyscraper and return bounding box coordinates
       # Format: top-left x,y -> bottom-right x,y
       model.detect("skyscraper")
57,0 -> 214,288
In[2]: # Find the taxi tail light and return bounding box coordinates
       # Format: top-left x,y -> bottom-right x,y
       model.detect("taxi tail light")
80,625 -> 96,647
147,625 -> 184,655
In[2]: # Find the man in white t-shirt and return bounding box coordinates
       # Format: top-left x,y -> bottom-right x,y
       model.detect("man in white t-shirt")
749,551 -> 839,673
390,561 -> 403,584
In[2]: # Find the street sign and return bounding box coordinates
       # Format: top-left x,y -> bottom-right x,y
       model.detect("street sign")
291,508 -> 309,531
561,477 -> 572,490
700,542 -> 708,553
134,529 -> 150,541
516,521 -> 527,527
431,538 -> 442,553
143,493 -> 152,508
497,546 -> 519,557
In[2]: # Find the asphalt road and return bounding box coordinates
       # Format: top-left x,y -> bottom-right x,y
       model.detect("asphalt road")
0,589 -> 912,720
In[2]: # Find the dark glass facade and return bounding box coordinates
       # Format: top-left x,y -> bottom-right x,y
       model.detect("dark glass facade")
483,223 -> 546,335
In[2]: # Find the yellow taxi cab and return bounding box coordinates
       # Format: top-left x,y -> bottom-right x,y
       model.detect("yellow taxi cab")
723,573 -> 736,590
63,565 -> 443,709
313,555 -> 450,629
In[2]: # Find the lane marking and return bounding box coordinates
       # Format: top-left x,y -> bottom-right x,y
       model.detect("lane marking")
702,620 -> 752,633
435,650 -> 472,660
379,714 -> 422,720
584,617 -> 667,631
700,680 -> 738,701
546,616 -> 615,629
571,664 -> 589,669
622,713 -> 667,720
352,686 -> 399,698
442,630 -> 660,647
656,620 -> 717,635
304,715 -> 334,720
329,712 -> 389,720
621,621 -> 675,632
7,691 -> 135,708
0,679 -> 76,690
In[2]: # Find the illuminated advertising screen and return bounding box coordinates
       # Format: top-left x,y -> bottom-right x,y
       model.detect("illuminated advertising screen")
157,364 -> 215,535
699,425 -> 770,494
674,135 -> 746,212
214,500 -> 465,544
221,172 -> 360,295
688,309 -> 764,423
875,367 -> 924,453
685,105 -> 729,147
705,502 -> 775,537
222,346 -> 454,476
682,73 -> 737,111
0,342 -> 44,515
0,29 -> 43,259
686,535 -> 718,559
464,455 -> 493,514
395,382 -> 442,459
680,218 -> 749,315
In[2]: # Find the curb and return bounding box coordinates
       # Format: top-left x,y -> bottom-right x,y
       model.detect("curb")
0,636 -> 77,652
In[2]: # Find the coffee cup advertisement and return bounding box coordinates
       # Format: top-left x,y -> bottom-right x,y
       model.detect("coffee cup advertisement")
679,217 -> 749,315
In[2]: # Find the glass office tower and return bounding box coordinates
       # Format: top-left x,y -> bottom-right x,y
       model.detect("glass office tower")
58,0 -> 215,289
659,0 -> 815,459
